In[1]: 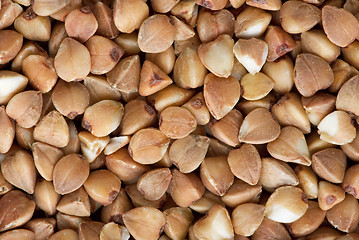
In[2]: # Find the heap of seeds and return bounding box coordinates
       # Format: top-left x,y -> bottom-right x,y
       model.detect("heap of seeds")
1,0 -> 359,239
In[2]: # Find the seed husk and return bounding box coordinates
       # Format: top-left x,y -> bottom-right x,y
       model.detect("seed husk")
106,55 -> 141,94
0,30 -> 23,65
148,84 -> 196,112
307,131 -> 335,156
125,183 -> 166,208
342,41 -> 359,70
336,75 -> 359,116
49,0 -> 81,22
48,229 -> 78,240
196,0 -> 227,10
138,14 -> 176,53
228,144 -> 261,185
301,29 -> 341,63
16,129 -> 35,152
234,7 -> 271,39
85,35 -> 124,75
260,157 -> 299,191
174,35 -> 201,55
48,22 -> 67,58
169,134 -> 209,173
170,15 -> 195,41
189,190 -> 224,214
100,222 -> 130,240
159,106 -> 197,139
0,1 -> 23,30
322,5 -> 359,47
231,59 -> 248,81
317,110 -> 356,145
306,226 -> 343,240
342,164 -> 359,199
64,6 -> 98,43
93,2 -> 119,39
113,32 -> 141,56
330,59 -> 358,93
221,179 -> 261,208
341,126 -> 359,162
33,110 -> 69,148
84,75 -> 121,105
123,207 -> 165,240
193,204 -> 234,240
267,126 -> 311,166
78,221 -> 105,240
32,142 -> 64,181
280,1 -> 321,34
0,228 -> 35,239
206,137 -> 233,157
233,38 -> 268,75
318,181 -> 345,211
252,217 -> 291,240
287,200 -> 326,237
61,120 -> 80,156
271,92 -> 311,134
240,72 -> 274,101
82,100 -> 124,137
232,203 -> 265,237
0,106 -> 15,154
1,150 -> 36,194
139,60 -> 173,97
197,9 -> 234,44
265,25 -> 296,62
22,55 -> 58,93
163,207 -> 193,240
106,148 -> 149,183
33,179 -> 60,216
14,7 -> 51,42
56,187 -> 90,217
113,0 -> 149,34
207,109 -> 242,147
0,170 -> 13,195
229,0 -> 245,8
84,169 -> 122,206
326,194 -> 359,233
264,186 -> 308,223
203,73 -> 240,120
53,153 -> 90,195
0,71 -> 29,105
55,212 -> 90,231
198,34 -> 234,78
301,93 -> 337,126
137,168 -> 171,201
246,0 -> 281,10
200,156 -> 234,196
128,128 -> 170,165
32,0 -> 70,16
168,169 -> 205,207
101,188 -> 133,224
120,100 -> 156,136
182,92 -> 210,125
294,53 -> 334,97
236,93 -> 276,116
0,190 -> 35,232
24,218 -> 56,240
239,108 -> 281,144
312,148 -> 347,184
173,47 -> 207,89
52,80 -> 89,120
11,41 -> 47,73
294,165 -> 318,199
54,37 -> 91,82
